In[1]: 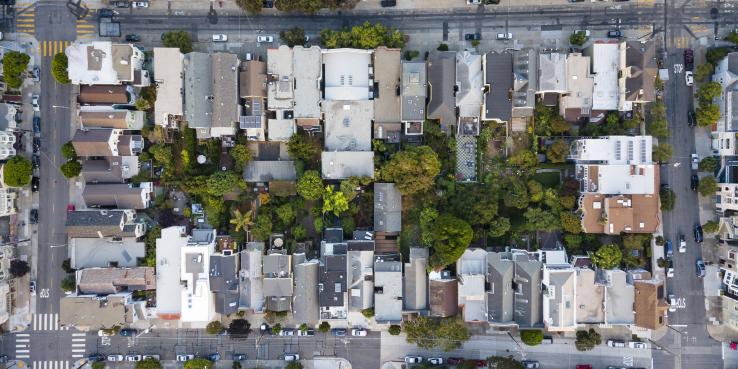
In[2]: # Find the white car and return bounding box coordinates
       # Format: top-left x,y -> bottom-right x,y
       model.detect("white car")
404,356 -> 423,364
496,32 -> 512,40
98,330 -> 113,337
351,328 -> 367,336
428,358 -> 443,365
573,29 -> 591,37
212,34 -> 227,42
679,235 -> 687,253
31,95 -> 39,112
685,71 -> 694,86
142,355 -> 160,360
629,341 -> 648,349
176,354 -> 194,362
606,339 -> 625,348
667,267 -> 674,278
125,355 -> 142,362
257,35 -> 274,43
669,294 -> 677,312
107,355 -> 124,362
691,153 -> 699,170
284,353 -> 300,361
132,1 -> 148,7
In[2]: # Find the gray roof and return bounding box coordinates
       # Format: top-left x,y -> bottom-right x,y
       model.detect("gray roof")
374,254 -> 403,323
81,159 -> 125,184
82,183 -> 148,209
0,103 -> 15,131
72,129 -> 115,157
323,100 -> 373,151
70,237 -> 144,269
486,252 -> 514,324
319,254 -> 347,307
401,61 -> 427,122
293,46 -> 322,119
575,268 -> 605,324
262,254 -> 293,309
244,161 -> 296,182
211,53 -> 240,134
513,49 -> 538,117
624,41 -> 657,103
77,267 -> 155,295
512,252 -> 543,328
604,269 -> 635,324
373,47 -> 402,123
456,51 -> 483,118
210,254 -> 239,315
538,53 -> 567,92
60,294 -> 136,329
184,52 -> 213,139
544,267 -> 576,329
321,151 -> 374,180
239,243 -> 264,312
348,249 -> 374,310
374,183 -> 402,233
485,52 -> 513,122
403,248 -> 428,311
427,51 -> 457,132
66,210 -> 127,238
293,260 -> 320,325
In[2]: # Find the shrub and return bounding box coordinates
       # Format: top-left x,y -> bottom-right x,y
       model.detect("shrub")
9,259 -> 30,277
318,321 -> 331,333
3,51 -> 30,89
388,325 -> 401,335
520,329 -> 544,346
183,359 -> 213,369
569,31 -> 587,46
61,141 -> 77,160
135,359 -> 162,369
162,30 -> 193,53
575,328 -> 601,351
60,275 -> 76,292
206,321 -> 224,334
3,156 -> 32,187
437,43 -> 449,51
91,362 -> 105,369
52,53 -> 71,84
361,308 -> 375,318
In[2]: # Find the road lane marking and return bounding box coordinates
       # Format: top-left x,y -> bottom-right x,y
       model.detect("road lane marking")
16,355 -> 29,359
16,338 -> 30,342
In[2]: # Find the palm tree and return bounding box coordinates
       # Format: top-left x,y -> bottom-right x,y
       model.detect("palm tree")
230,209 -> 253,235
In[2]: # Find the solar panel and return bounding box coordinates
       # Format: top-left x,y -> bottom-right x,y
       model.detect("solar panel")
239,116 -> 261,129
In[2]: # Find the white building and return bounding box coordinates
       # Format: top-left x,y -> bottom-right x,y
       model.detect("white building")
0,131 -> 16,160
153,48 -> 184,128
66,41 -> 149,86
180,228 -> 217,323
590,42 -> 619,111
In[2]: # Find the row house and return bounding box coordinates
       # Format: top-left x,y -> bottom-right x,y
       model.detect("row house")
153,48 -> 184,130
183,52 -> 240,139
65,209 -> 146,269
66,41 -> 149,86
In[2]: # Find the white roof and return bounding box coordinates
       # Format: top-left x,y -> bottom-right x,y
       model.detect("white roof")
323,100 -> 373,151
180,229 -> 216,323
591,42 -> 619,110
538,53 -> 567,93
570,136 -> 653,164
293,46 -> 322,119
321,151 -> 375,179
267,118 -> 296,142
561,53 -> 594,111
267,46 -> 294,109
595,164 -> 656,194
155,226 -> 187,318
153,48 -> 184,126
66,41 -> 117,85
322,49 -> 373,101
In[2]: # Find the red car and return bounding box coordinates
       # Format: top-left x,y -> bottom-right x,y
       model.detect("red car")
447,358 -> 463,365
475,360 -> 487,367
730,342 -> 737,350
576,365 -> 593,369
67,204 -> 75,212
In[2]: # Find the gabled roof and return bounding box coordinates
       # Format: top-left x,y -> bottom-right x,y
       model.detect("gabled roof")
404,248 -> 428,311
293,259 -> 319,325
486,252 -> 514,324
79,85 -> 130,105
65,209 -> 136,238
72,129 -> 116,157
374,183 -> 402,233
211,53 -> 240,136
239,242 -> 264,312
624,41 -> 657,103
427,51 -> 457,131
633,279 -> 667,330
484,52 -> 513,122
456,51 -> 483,118
184,52 -> 213,138
239,60 -> 267,98
512,251 -> 543,327
70,237 -> 144,269
79,109 -> 143,130
210,254 -> 239,315
82,183 -> 149,209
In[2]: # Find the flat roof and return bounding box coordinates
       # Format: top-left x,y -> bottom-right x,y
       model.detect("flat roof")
155,226 -> 187,319
267,46 -> 294,109
70,237 -> 144,270
591,42 -> 619,110
153,48 -> 184,126
561,53 -> 593,113
321,151 -> 375,180
604,269 -> 635,324
322,49 -> 373,101
570,136 -> 653,164
401,61 -> 427,122
374,256 -> 403,322
538,53 -> 567,92
66,42 -> 116,84
575,268 -> 605,324
293,46 -> 322,119
184,52 -> 213,138
323,100 -> 373,151
590,164 -> 656,194
373,47 -> 401,123
543,267 -> 576,330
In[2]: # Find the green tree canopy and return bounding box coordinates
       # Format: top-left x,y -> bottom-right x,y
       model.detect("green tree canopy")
9,259 -> 29,277
524,207 -> 560,232
698,176 -> 717,197
575,328 -> 601,351
569,31 -> 588,46
507,150 -> 538,172
703,220 -> 719,234
381,145 -> 441,195
403,316 -> 470,351
61,141 -> 77,160
388,325 -> 401,335
183,359 -> 213,369
296,170 -> 324,200
60,160 -> 82,178
285,363 -> 303,369
320,21 -> 405,49
287,134 -> 322,164
149,144 -> 173,168
251,212 -> 273,241
694,63 -> 715,82
502,177 -> 529,209
3,51 -> 30,89
652,144 -> 673,163
230,144 -> 252,171
162,30 -> 193,53
276,203 -> 295,226
591,244 -> 622,269
280,27 -> 306,47
3,156 -> 32,187
696,103 -> 721,127
206,171 -> 243,197
560,211 -> 582,234
429,214 -> 473,269
135,359 -> 162,369
486,357 -> 524,369
276,0 -> 322,12
697,81 -> 722,103
419,207 -> 439,247
60,275 -> 76,292
447,185 -> 499,226
322,186 -> 349,216
206,321 -> 224,334
51,52 -> 70,84
520,329 -> 544,346
228,318 -> 252,337
546,139 -> 569,163
699,156 -> 719,173
488,217 -> 511,238
318,321 -> 331,333
660,187 -> 675,211
91,362 -> 105,369
235,0 -> 262,13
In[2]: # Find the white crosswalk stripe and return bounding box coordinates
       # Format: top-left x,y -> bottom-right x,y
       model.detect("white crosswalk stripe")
71,332 -> 86,358
15,333 -> 32,358
32,362 -> 69,369
32,313 -> 68,331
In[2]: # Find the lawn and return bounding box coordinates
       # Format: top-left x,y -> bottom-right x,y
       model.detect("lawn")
532,171 -> 561,189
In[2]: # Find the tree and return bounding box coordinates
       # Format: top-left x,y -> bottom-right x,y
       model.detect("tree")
550,115 -> 570,134
280,27 -> 306,47
230,144 -> 252,172
546,139 -> 569,163
488,217 -> 511,238
319,22 -> 405,49
502,178 -> 529,209
524,207 -> 560,232
134,98 -> 151,111
251,213 -> 273,241
388,325 -> 401,335
591,244 -> 622,269
652,144 -> 673,163
91,362 -> 105,369
727,31 -> 738,44
206,171 -> 243,197
3,51 -> 30,89
293,224 -> 307,240
183,359 -> 213,369
698,176 -> 718,197
276,203 -> 295,226
429,214 -> 473,269
235,0 -> 262,13
697,81 -> 722,103
703,220 -> 719,234
206,321 -> 224,334
271,323 -> 282,334
299,323 -> 309,332
569,31 -> 587,46
694,63 -> 715,82
660,187 -> 676,211
60,160 -> 82,178
699,156 -> 719,173
51,53 -> 71,84
381,146 -> 441,195
3,156 -> 32,187
287,134 -> 322,164
228,318 -> 251,337
62,258 -> 76,273
276,0 -> 322,13
520,329 -> 544,346
437,43 -> 449,51
575,328 -> 601,351
527,180 -> 544,202
149,144 -> 173,168
60,275 -> 76,292
61,141 -> 77,160
507,150 -> 538,172
696,103 -> 721,127
9,259 -> 29,277
285,363 -> 303,369
485,357 -> 524,369
162,30 -> 193,53
322,186 -> 349,216
318,321 -> 331,333
560,211 -> 582,234
420,207 -> 439,247
403,50 -> 419,61
403,316 -> 470,351
296,170 -> 324,200
135,359 -> 162,369
647,117 -> 669,139
361,308 -> 375,318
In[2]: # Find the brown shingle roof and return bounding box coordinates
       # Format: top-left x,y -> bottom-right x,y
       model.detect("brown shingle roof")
72,129 -> 115,157
239,60 -> 267,98
633,279 -> 667,330
79,85 -> 129,105
429,278 -> 458,317
77,267 -> 156,295
79,111 -> 129,129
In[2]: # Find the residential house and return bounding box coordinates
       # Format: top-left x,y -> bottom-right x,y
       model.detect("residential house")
347,238 -> 374,312
486,252 -> 515,325
633,276 -> 668,330
427,51 -> 457,133
429,270 -> 458,318
210,252 -> 240,315
374,254 -> 403,323
537,53 -> 567,99
574,268 -> 605,325
603,269 -> 635,325
82,183 -> 152,209
293,256 -> 320,325
0,246 -> 15,326
0,131 -> 16,160
76,267 -> 155,295
457,249 -> 488,322
456,51 -> 483,123
293,46 -> 322,130
373,47 -> 402,142
618,40 -> 657,111
65,41 -> 149,86
243,142 -> 296,184
73,129 -> 124,157
484,51 -> 513,123
79,108 -> 145,130
512,250 -> 543,328
403,247 -> 428,312
60,293 -> 146,330
266,46 -> 296,141
542,264 -> 577,332
374,183 -> 401,235
263,253 -> 293,312
239,242 -> 265,312
239,59 -> 268,141
512,49 -> 538,121
321,151 -> 375,180
155,226 -> 187,320
179,228 -> 217,323
0,103 -> 19,133
153,48 -> 184,129
66,209 -> 145,239
69,237 -> 145,269
588,42 -> 619,112
0,184 -> 16,217
400,61 -> 426,135
560,53 -> 594,122
183,52 -> 240,139
320,237 -> 348,320
81,157 -> 140,183
78,85 -> 131,105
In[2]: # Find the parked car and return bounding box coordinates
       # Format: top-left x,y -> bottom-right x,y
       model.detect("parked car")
684,48 -> 694,71
404,356 -> 423,364
629,342 -> 648,349
0,355 -> 7,363
29,280 -> 36,295
176,354 -> 194,362
665,240 -> 673,257
607,29 -> 622,38
688,109 -> 696,126
33,137 -> 40,153
691,153 -> 699,170
380,0 -> 396,6
142,355 -> 160,360
297,329 -> 315,336
32,154 -> 40,169
208,353 -> 220,361
260,323 -> 270,332
685,71 -> 694,86
447,357 -> 464,365
31,94 -> 39,111
279,328 -> 295,336
132,1 -> 148,7
33,116 -> 40,134
125,355 -> 142,362
107,355 -> 124,362
119,328 -> 138,337
257,35 -> 274,43
87,354 -> 105,362
694,224 -> 704,243
679,234 -> 687,253
696,259 -> 706,278
125,34 -> 141,42
331,328 -> 347,337
607,339 -> 626,348
496,32 -> 512,40
212,34 -> 228,42
31,176 -> 39,192
284,353 -> 300,361
576,366 -> 593,369
351,328 -> 367,336
465,33 -> 481,41
98,330 -> 113,337
67,204 -> 75,212
669,294 -> 677,312
112,1 -> 130,8
31,66 -> 40,82
232,353 -> 247,360
691,174 -> 699,191
428,358 -> 443,365
522,361 -> 540,369
30,209 -> 38,224
97,8 -> 115,18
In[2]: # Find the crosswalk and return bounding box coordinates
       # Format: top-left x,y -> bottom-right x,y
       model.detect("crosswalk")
669,35 -> 691,49
15,333 -> 30,359
32,313 -> 69,331
15,4 -> 35,36
76,13 -> 96,39
71,332 -> 87,358
39,41 -> 71,57
31,362 -> 70,369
